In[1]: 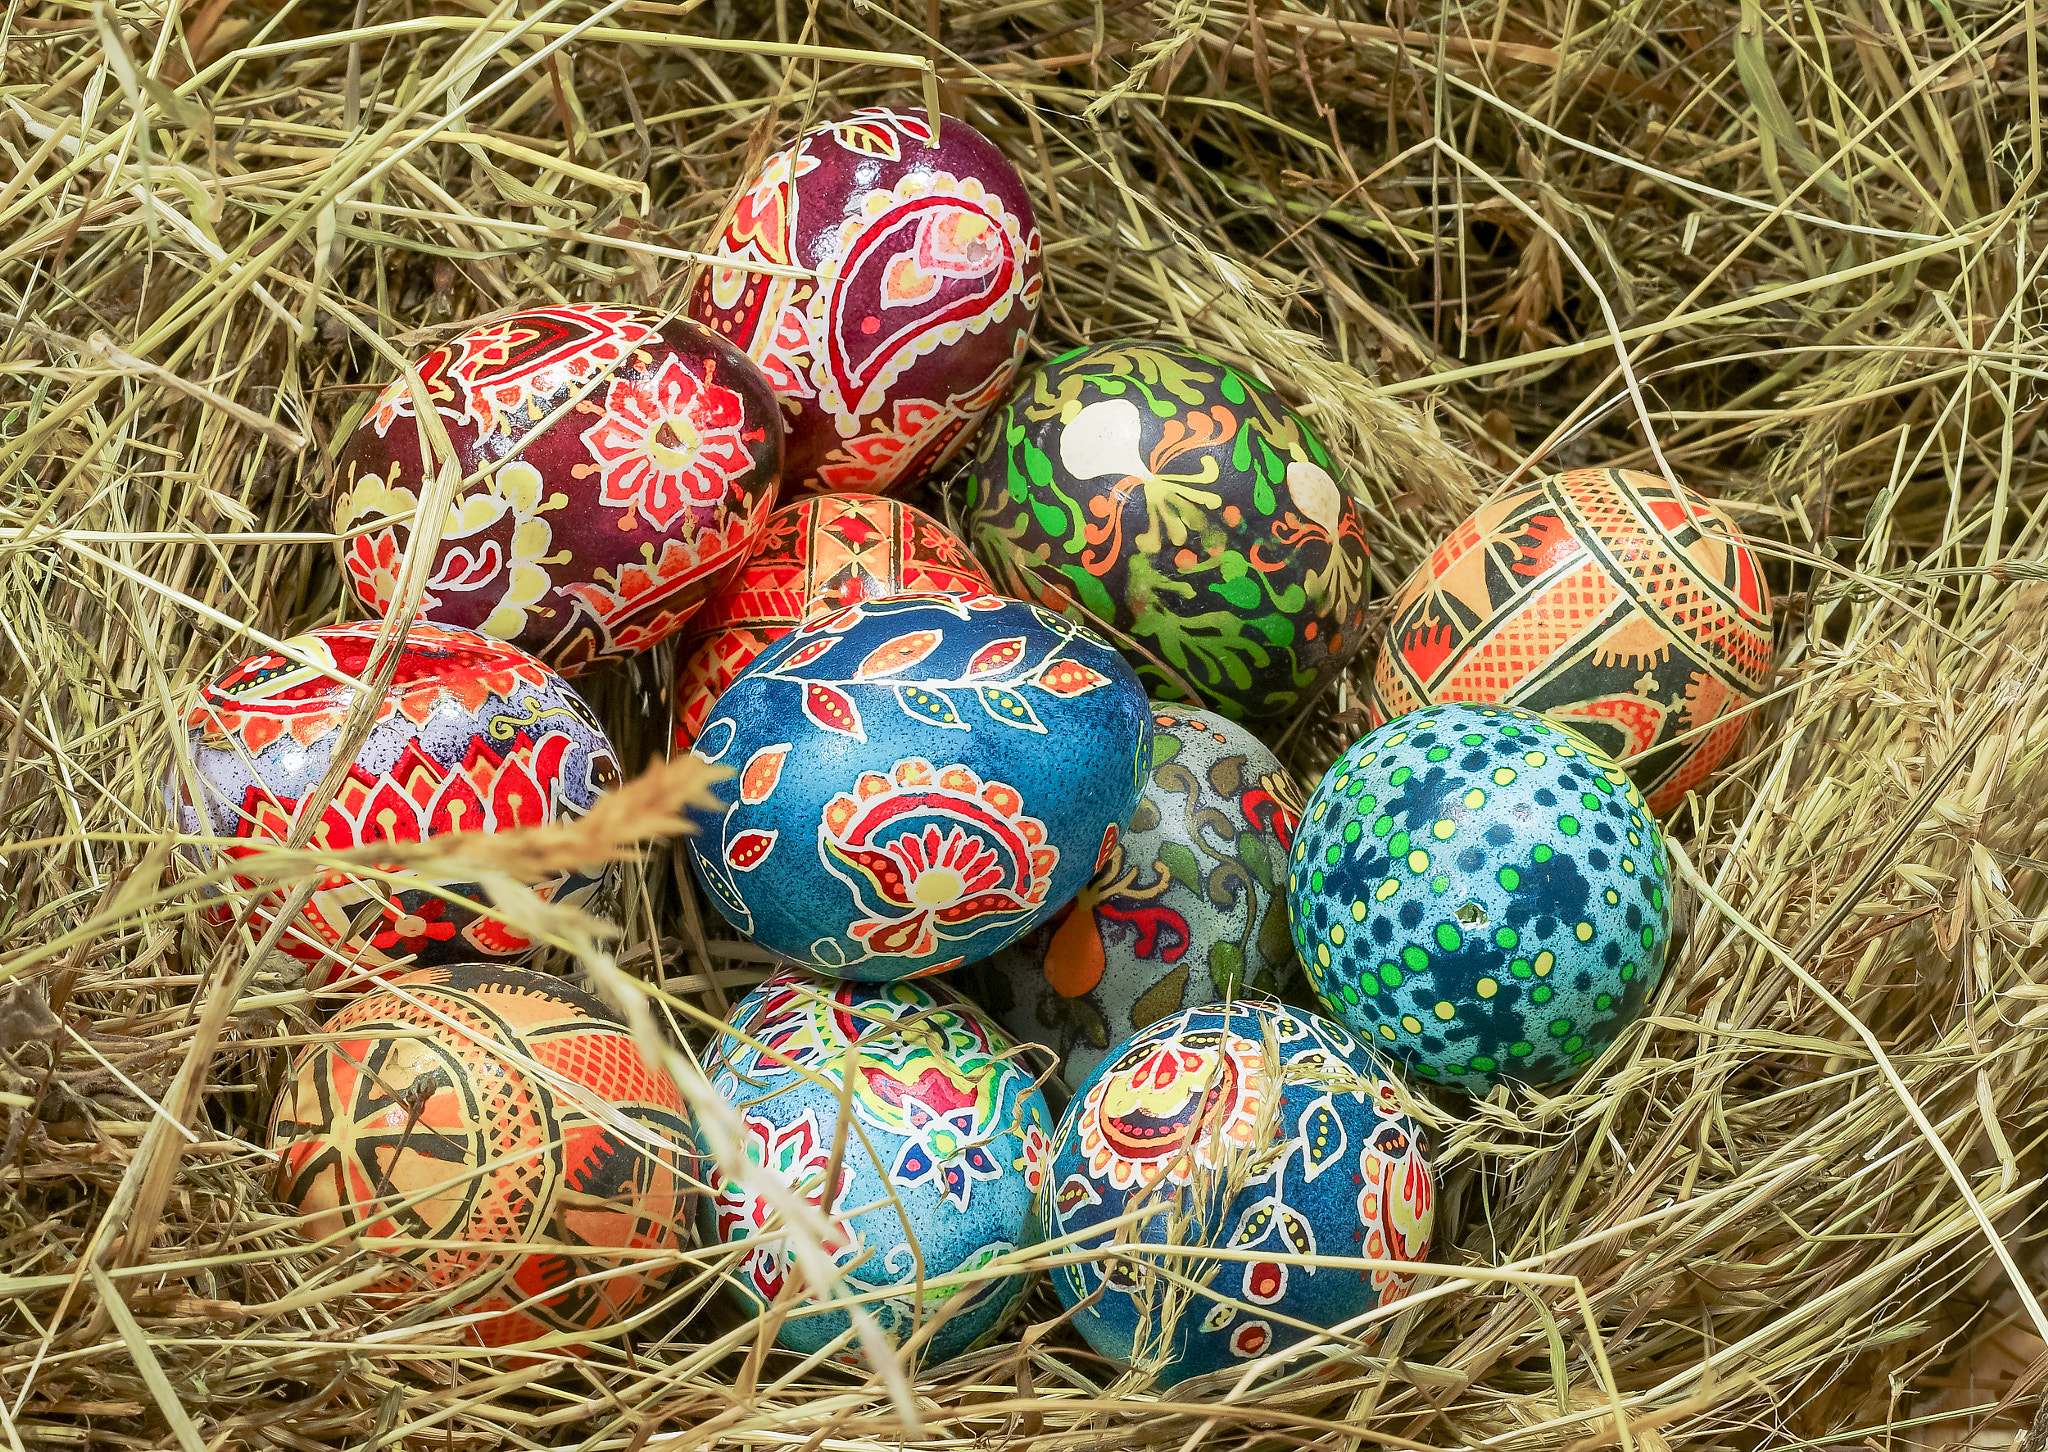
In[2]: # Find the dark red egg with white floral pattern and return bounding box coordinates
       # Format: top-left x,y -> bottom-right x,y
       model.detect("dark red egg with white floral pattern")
688,108 -> 1041,496
335,305 -> 783,676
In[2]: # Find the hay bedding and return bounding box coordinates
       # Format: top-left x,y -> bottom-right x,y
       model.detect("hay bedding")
0,0 -> 2044,1447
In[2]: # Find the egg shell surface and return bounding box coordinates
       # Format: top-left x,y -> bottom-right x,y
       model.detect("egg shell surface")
1369,467 -> 1772,813
1044,1003 -> 1435,1387
962,339 -> 1372,723
688,108 -> 1041,495
1288,703 -> 1671,1094
673,492 -> 991,747
700,969 -> 1053,1362
268,963 -> 693,1352
335,304 -> 783,675
173,622 -> 620,988
966,702 -> 1305,1090
687,590 -> 1152,980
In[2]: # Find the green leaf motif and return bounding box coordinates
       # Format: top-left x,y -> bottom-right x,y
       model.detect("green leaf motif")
1236,829 -> 1274,890
1157,840 -> 1203,894
1061,564 -> 1119,624
1209,940 -> 1244,995
977,685 -> 1046,732
1211,565 -> 1261,611
1255,894 -> 1294,978
1132,962 -> 1190,1029
1250,613 -> 1296,647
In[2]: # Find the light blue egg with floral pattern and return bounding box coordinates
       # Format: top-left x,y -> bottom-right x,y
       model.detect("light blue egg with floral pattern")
699,969 -> 1053,1364
1287,704 -> 1670,1093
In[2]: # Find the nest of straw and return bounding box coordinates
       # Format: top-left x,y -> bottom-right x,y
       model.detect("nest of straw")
3,0 -> 2047,1446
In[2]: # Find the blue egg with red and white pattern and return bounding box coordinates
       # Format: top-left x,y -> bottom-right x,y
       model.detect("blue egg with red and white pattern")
685,590 -> 1152,980
1043,1003 -> 1436,1387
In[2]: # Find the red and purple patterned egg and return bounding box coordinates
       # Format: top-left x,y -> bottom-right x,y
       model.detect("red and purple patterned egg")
335,304 -> 782,676
688,108 -> 1041,496
672,492 -> 992,747
269,964 -> 693,1354
172,622 -> 620,990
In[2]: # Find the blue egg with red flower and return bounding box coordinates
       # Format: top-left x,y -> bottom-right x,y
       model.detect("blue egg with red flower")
686,590 -> 1152,981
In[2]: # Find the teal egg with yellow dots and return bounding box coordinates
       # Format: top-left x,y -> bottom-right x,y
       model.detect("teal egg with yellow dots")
1286,703 -> 1670,1094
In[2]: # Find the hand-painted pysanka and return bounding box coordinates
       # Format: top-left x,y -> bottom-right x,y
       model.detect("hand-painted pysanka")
1044,1003 -> 1435,1387
268,964 -> 692,1353
967,703 -> 1304,1090
172,622 -> 619,989
672,492 -> 991,747
687,108 -> 1041,495
335,304 -> 783,675
962,339 -> 1371,724
1369,467 -> 1772,814
1288,704 -> 1672,1094
685,591 -> 1152,981
699,969 -> 1051,1363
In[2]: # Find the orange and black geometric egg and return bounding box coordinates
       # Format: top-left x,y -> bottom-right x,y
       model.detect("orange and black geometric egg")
1370,467 -> 1772,815
671,491 -> 991,748
1043,1003 -> 1435,1386
267,964 -> 692,1355
334,303 -> 783,676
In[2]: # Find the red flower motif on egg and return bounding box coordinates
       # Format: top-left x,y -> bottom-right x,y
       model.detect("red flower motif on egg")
715,1107 -> 858,1303
818,758 -> 1057,962
216,731 -> 587,979
370,896 -> 460,956
579,355 -> 755,531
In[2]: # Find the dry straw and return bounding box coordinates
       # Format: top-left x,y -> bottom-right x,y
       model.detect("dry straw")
0,0 -> 2045,1447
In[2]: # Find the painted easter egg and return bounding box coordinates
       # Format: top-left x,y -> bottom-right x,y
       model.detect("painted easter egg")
1045,1003 -> 1435,1387
688,107 -> 1042,495
700,969 -> 1052,1362
962,339 -> 1372,724
173,622 -> 620,989
1369,467 -> 1772,814
672,492 -> 991,747
335,303 -> 783,675
268,963 -> 692,1352
687,591 -> 1151,980
1287,704 -> 1671,1094
966,703 -> 1305,1091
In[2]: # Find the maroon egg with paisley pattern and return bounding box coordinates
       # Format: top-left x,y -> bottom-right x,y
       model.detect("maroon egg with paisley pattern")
688,107 -> 1042,497
335,304 -> 783,676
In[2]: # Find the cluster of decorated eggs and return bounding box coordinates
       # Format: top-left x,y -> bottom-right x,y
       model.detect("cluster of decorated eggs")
170,104 -> 1779,1382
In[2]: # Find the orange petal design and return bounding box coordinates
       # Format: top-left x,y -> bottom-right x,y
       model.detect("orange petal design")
855,629 -> 942,679
739,744 -> 790,805
965,636 -> 1026,676
1034,659 -> 1111,697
